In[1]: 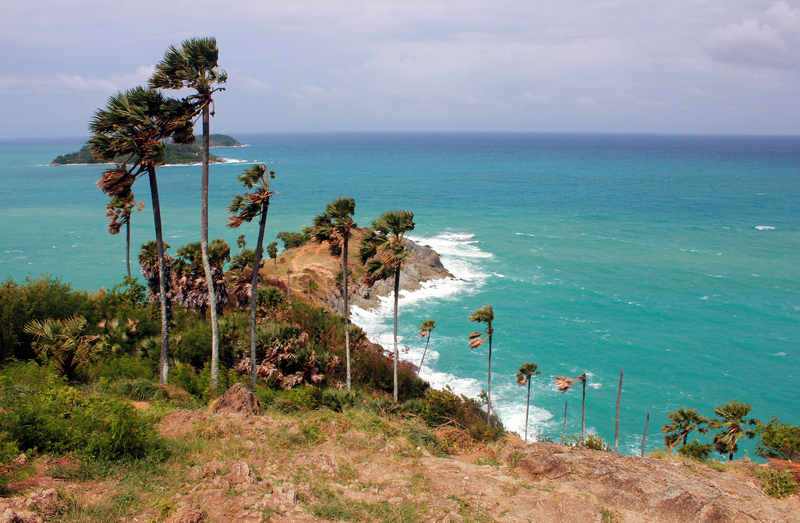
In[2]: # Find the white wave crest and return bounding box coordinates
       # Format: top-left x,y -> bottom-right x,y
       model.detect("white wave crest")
755,226 -> 775,230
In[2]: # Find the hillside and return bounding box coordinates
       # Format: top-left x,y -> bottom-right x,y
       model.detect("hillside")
50,134 -> 242,165
2,389 -> 798,523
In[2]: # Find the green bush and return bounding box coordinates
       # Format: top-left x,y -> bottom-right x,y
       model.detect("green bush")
88,355 -> 156,382
678,440 -> 714,462
320,388 -> 363,412
756,417 -> 800,462
422,387 -> 504,442
106,378 -> 164,401
563,433 -> 612,452
752,467 -> 798,499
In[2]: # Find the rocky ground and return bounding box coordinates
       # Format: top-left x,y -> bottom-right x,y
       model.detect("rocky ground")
2,385 -> 797,523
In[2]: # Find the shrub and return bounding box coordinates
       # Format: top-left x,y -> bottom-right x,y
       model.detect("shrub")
422,387 -> 504,442
756,417 -> 800,462
88,355 -> 156,382
563,433 -> 612,452
678,440 -> 714,462
752,467 -> 798,499
320,388 -> 363,412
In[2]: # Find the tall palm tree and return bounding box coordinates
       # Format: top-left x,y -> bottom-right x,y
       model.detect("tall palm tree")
150,37 -> 227,390
105,194 -> 144,278
312,197 -> 357,390
358,209 -> 415,401
708,400 -> 759,460
661,408 -> 710,451
227,164 -> 276,390
468,305 -> 496,426
516,362 -> 541,443
556,373 -> 587,440
417,319 -> 436,372
90,86 -> 194,385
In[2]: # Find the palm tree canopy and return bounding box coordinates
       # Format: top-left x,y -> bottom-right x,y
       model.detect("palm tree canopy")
555,373 -> 586,392
105,194 -> 144,234
708,400 -> 759,458
516,362 -> 541,386
661,407 -> 710,449
419,319 -> 436,337
149,37 -> 227,107
267,242 -> 278,259
90,87 -> 195,197
312,197 -> 357,257
358,209 -> 415,287
469,305 -> 495,326
227,164 -> 276,228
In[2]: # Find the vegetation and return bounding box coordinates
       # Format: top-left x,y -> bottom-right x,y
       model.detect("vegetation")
516,362 -> 541,443
276,230 -> 312,249
228,164 -> 276,389
417,319 -> 435,371
312,197 -> 357,390
105,194 -> 145,278
752,467 -> 799,499
468,305 -> 495,426
709,400 -> 759,461
662,408 -> 710,451
756,417 -> 800,461
358,209 -> 415,401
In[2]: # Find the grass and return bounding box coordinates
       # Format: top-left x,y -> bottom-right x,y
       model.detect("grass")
308,482 -> 426,522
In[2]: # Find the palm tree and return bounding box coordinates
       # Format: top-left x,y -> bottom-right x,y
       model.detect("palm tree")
417,319 -> 436,372
90,86 -> 194,385
708,400 -> 759,460
105,194 -> 144,278
227,164 -> 276,390
358,209 -> 415,401
312,197 -> 357,390
468,305 -> 496,426
267,241 -> 279,285
150,37 -> 227,390
661,408 -> 710,451
516,362 -> 541,443
171,239 -> 232,318
556,373 -> 587,440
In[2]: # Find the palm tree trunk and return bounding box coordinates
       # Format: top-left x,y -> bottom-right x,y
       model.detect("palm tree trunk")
562,401 -> 568,440
343,239 -> 351,391
615,368 -> 623,453
200,104 -> 220,391
525,379 -> 531,443
393,265 -> 400,402
486,327 -> 493,426
273,257 -> 278,285
641,411 -> 650,458
581,378 -> 586,441
148,165 -> 169,385
419,332 -> 431,372
249,200 -> 269,390
126,219 -> 131,278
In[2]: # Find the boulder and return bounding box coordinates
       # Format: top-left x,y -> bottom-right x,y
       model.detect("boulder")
212,383 -> 261,416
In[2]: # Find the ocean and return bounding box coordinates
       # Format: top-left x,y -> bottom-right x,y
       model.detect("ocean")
1,132 -> 798,456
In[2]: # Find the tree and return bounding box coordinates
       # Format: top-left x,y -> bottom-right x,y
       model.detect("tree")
516,362 -> 541,443
661,408 -> 710,451
756,417 -> 800,462
23,316 -> 111,381
312,197 -> 357,390
418,319 -> 436,372
267,242 -> 279,285
104,194 -> 144,278
150,37 -> 227,390
468,305 -> 496,425
171,239 -> 232,318
708,400 -> 759,460
227,164 -> 276,390
556,373 -> 587,440
358,209 -> 415,401
90,86 -> 195,385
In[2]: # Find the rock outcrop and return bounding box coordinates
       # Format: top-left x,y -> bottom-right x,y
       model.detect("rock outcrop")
212,383 -> 262,416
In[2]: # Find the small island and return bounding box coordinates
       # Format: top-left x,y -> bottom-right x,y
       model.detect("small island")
51,134 -> 243,165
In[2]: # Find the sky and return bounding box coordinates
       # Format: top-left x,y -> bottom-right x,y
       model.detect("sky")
2,0 -> 800,138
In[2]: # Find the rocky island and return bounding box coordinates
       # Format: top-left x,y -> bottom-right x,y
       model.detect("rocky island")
50,134 -> 243,165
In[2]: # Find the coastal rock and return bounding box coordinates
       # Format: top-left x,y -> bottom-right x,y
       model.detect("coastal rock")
212,383 -> 262,416
324,238 -> 452,315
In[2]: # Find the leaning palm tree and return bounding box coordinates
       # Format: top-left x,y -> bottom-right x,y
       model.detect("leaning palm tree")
516,362 -> 541,443
708,400 -> 759,460
312,197 -> 357,390
90,86 -> 194,385
468,305 -> 496,426
358,209 -> 415,401
417,319 -> 436,372
556,373 -> 587,440
150,37 -> 227,390
227,164 -> 276,390
105,194 -> 144,278
661,408 -> 710,451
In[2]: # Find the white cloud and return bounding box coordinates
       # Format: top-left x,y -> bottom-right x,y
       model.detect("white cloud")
707,2 -> 800,68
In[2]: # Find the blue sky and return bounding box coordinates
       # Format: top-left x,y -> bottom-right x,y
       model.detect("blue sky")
2,0 -> 800,138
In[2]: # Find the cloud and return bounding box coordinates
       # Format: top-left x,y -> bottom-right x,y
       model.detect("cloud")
707,2 -> 800,68
58,65 -> 154,93
685,87 -> 705,99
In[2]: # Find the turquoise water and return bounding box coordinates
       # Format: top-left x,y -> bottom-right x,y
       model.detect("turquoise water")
1,132 -> 798,456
